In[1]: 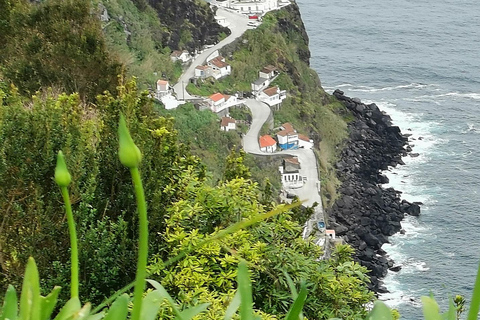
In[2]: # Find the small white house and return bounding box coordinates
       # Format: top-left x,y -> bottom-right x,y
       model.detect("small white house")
219,0 -> 279,13
221,117 -> 236,131
156,80 -> 170,99
209,93 -> 226,111
251,77 -> 269,93
279,157 -> 302,188
257,86 -> 287,108
298,134 -> 314,149
207,56 -> 231,79
259,135 -> 276,153
326,230 -> 336,240
259,65 -> 277,80
170,50 -> 192,63
276,123 -> 298,150
194,65 -> 212,79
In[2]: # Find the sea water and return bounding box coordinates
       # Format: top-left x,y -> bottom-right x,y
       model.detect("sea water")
296,0 -> 480,318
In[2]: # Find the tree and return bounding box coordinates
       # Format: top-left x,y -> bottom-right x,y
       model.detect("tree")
223,148 -> 251,182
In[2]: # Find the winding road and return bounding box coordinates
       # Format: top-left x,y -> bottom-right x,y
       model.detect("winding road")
242,99 -> 325,239
172,8 -> 250,100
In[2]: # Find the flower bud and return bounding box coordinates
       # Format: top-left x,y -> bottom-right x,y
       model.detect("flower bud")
118,113 -> 142,168
55,151 -> 71,187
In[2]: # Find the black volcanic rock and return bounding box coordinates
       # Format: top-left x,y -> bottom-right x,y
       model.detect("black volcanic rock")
329,90 -> 421,293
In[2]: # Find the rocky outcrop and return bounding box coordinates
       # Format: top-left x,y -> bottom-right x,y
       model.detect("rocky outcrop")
147,0 -> 231,51
328,89 -> 421,293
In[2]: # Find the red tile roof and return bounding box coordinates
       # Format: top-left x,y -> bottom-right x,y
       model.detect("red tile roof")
196,65 -> 209,70
298,134 -> 310,142
277,123 -> 296,137
221,117 -> 236,126
171,50 -> 182,57
263,86 -> 279,97
282,123 -> 294,132
262,65 -> 277,73
209,93 -> 225,102
157,80 -> 168,85
259,135 -> 276,148
284,157 -> 300,165
211,59 -> 228,69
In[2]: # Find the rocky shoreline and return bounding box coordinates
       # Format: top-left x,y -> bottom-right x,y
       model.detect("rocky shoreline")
328,89 -> 421,293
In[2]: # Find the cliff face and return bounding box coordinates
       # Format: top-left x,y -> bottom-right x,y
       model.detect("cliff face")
328,90 -> 421,292
276,3 -> 311,66
147,0 -> 231,51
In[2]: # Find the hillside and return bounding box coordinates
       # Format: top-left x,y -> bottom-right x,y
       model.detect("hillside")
0,0 -> 380,318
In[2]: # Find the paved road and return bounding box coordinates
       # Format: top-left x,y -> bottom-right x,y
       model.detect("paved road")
242,100 -> 323,208
172,8 -> 250,100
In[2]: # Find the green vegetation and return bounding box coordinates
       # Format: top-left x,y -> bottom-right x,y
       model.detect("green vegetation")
187,76 -> 251,97
0,80 -> 374,318
0,0 -> 121,101
1,0 -> 470,319
211,5 -> 351,207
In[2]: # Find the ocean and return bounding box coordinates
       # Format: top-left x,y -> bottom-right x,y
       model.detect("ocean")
296,0 -> 480,318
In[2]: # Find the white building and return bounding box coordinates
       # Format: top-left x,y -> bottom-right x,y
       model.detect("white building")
209,93 -> 240,113
194,65 -> 212,79
251,65 -> 278,94
218,0 -> 279,13
276,123 -> 298,150
251,77 -> 269,93
259,135 -> 276,153
257,86 -> 287,108
156,79 -> 170,99
221,117 -> 236,131
207,56 -> 232,79
170,50 -> 192,63
259,65 -> 277,80
278,157 -> 303,188
298,134 -> 314,149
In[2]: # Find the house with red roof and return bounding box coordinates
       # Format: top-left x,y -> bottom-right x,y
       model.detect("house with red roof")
207,56 -> 231,79
276,123 -> 299,150
156,79 -> 170,99
259,65 -> 278,80
251,65 -> 279,94
257,86 -> 287,109
259,135 -> 276,153
208,93 -> 240,113
298,133 -> 313,149
221,117 -> 236,131
194,65 -> 212,79
170,50 -> 192,63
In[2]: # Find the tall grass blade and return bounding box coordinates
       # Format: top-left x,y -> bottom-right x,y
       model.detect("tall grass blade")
103,294 -> 129,320
367,301 -> 392,320
0,285 -> 18,320
237,260 -> 254,320
223,291 -> 241,320
467,262 -> 480,320
71,303 -> 91,320
40,286 -> 61,320
442,297 -> 456,320
19,257 -> 41,320
177,303 -> 210,320
285,281 -> 307,320
53,297 -> 81,320
421,296 -> 443,320
140,291 -> 163,320
283,272 -> 298,298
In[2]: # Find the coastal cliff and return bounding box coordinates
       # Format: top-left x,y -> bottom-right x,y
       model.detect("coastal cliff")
329,90 -> 421,292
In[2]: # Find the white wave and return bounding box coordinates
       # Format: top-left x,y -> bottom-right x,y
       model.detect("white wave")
343,83 -> 432,93
410,92 -> 480,102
